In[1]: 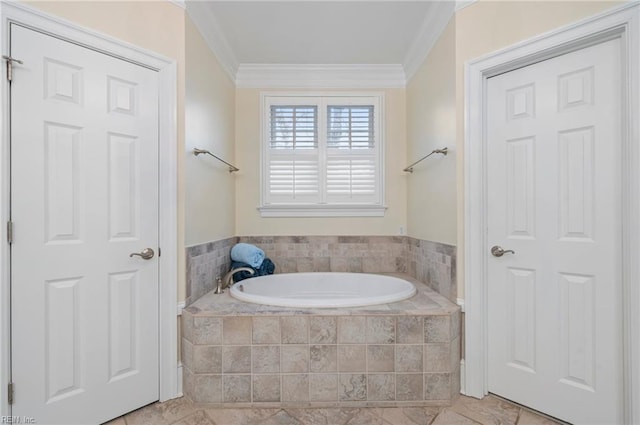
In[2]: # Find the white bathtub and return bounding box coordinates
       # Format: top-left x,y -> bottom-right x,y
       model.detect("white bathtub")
228,272 -> 417,308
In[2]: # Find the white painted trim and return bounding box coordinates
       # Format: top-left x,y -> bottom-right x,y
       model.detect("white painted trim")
0,9 -> 9,417
157,60 -> 179,403
459,359 -> 467,396
403,1 -> 455,82
258,205 -> 388,218
177,301 -> 186,316
236,64 -> 406,89
456,298 -> 465,313
0,1 -> 180,415
463,4 -> 640,423
167,0 -> 186,10
185,1 -> 238,82
455,0 -> 478,13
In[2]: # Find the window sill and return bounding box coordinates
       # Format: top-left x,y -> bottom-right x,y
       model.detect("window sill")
258,204 -> 387,217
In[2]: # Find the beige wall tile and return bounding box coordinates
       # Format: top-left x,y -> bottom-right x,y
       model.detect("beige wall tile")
396,374 -> 423,401
424,316 -> 451,343
425,343 -> 451,373
281,345 -> 309,373
338,316 -> 366,343
339,374 -> 367,401
396,345 -> 423,373
181,338 -> 194,370
253,375 -> 281,402
450,337 -> 461,372
310,345 -> 337,373
368,374 -> 395,401
367,316 -> 396,344
222,346 -> 251,373
425,373 -> 450,400
252,317 -> 280,344
191,317 -> 222,345
281,317 -> 309,344
310,317 -> 337,344
397,316 -> 423,344
282,374 -> 309,402
338,345 -> 366,372
252,346 -> 280,373
192,374 -> 222,403
367,345 -> 395,372
309,374 -> 338,401
223,375 -> 251,403
193,345 -> 222,374
223,317 -> 252,345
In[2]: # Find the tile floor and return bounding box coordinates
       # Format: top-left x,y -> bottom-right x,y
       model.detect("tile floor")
105,394 -> 567,425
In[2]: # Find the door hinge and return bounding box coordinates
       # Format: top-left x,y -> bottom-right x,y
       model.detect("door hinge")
7,221 -> 13,245
8,382 -> 13,405
2,56 -> 23,82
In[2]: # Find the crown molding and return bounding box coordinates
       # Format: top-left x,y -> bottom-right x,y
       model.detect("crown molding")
184,0 -> 473,87
403,0 -> 456,82
167,0 -> 186,10
455,0 -> 478,12
235,64 -> 406,88
185,1 -> 238,82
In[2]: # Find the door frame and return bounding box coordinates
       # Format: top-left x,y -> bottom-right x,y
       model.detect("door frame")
464,2 -> 640,422
0,2 -> 179,415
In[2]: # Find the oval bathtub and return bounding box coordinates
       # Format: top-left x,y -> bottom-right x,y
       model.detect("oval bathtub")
229,272 -> 417,308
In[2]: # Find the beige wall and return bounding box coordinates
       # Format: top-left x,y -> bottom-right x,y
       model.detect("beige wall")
234,88 -> 407,236
454,1 -> 623,297
26,0 -> 624,301
184,17 -> 236,248
406,0 -> 623,298
406,19 -> 456,245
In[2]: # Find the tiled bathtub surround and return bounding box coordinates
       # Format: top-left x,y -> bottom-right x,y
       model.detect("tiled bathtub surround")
238,236 -> 407,275
185,237 -> 237,306
181,276 -> 461,407
185,236 -> 457,305
407,238 -> 456,303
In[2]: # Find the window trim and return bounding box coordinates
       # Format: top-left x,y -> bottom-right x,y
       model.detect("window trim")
259,91 -> 386,217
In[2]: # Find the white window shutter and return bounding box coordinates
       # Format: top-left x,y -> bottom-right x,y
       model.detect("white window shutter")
270,105 -> 317,149
267,154 -> 320,203
266,105 -> 320,204
326,156 -> 377,202
261,94 -> 384,216
327,105 -> 374,149
326,105 -> 379,203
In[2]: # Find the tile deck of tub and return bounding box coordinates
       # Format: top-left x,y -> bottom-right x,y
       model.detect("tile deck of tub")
184,273 -> 459,316
181,273 -> 462,408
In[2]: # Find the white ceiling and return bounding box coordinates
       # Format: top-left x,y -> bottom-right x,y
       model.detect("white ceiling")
185,1 -> 465,86
203,1 -> 434,64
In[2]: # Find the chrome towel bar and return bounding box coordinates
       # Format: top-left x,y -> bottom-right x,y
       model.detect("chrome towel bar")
193,148 -> 239,173
403,147 -> 448,173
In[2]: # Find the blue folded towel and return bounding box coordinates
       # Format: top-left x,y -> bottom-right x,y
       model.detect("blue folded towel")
231,243 -> 265,268
231,258 -> 276,282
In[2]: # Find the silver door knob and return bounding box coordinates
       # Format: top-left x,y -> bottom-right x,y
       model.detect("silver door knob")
491,245 -> 515,257
130,248 -> 154,260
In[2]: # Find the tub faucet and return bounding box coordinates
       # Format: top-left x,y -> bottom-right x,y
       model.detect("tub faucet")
215,267 -> 255,294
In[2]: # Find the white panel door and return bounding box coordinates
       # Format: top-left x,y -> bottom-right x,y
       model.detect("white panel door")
10,24 -> 159,424
487,39 -> 621,424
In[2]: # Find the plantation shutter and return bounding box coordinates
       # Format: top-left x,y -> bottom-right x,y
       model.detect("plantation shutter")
326,105 -> 378,203
266,105 -> 320,204
261,95 -> 384,216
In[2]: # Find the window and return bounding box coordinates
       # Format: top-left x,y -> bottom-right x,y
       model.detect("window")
260,94 -> 385,217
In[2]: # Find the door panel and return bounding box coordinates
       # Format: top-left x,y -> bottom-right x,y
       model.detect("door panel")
10,24 -> 159,424
487,39 -> 621,424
